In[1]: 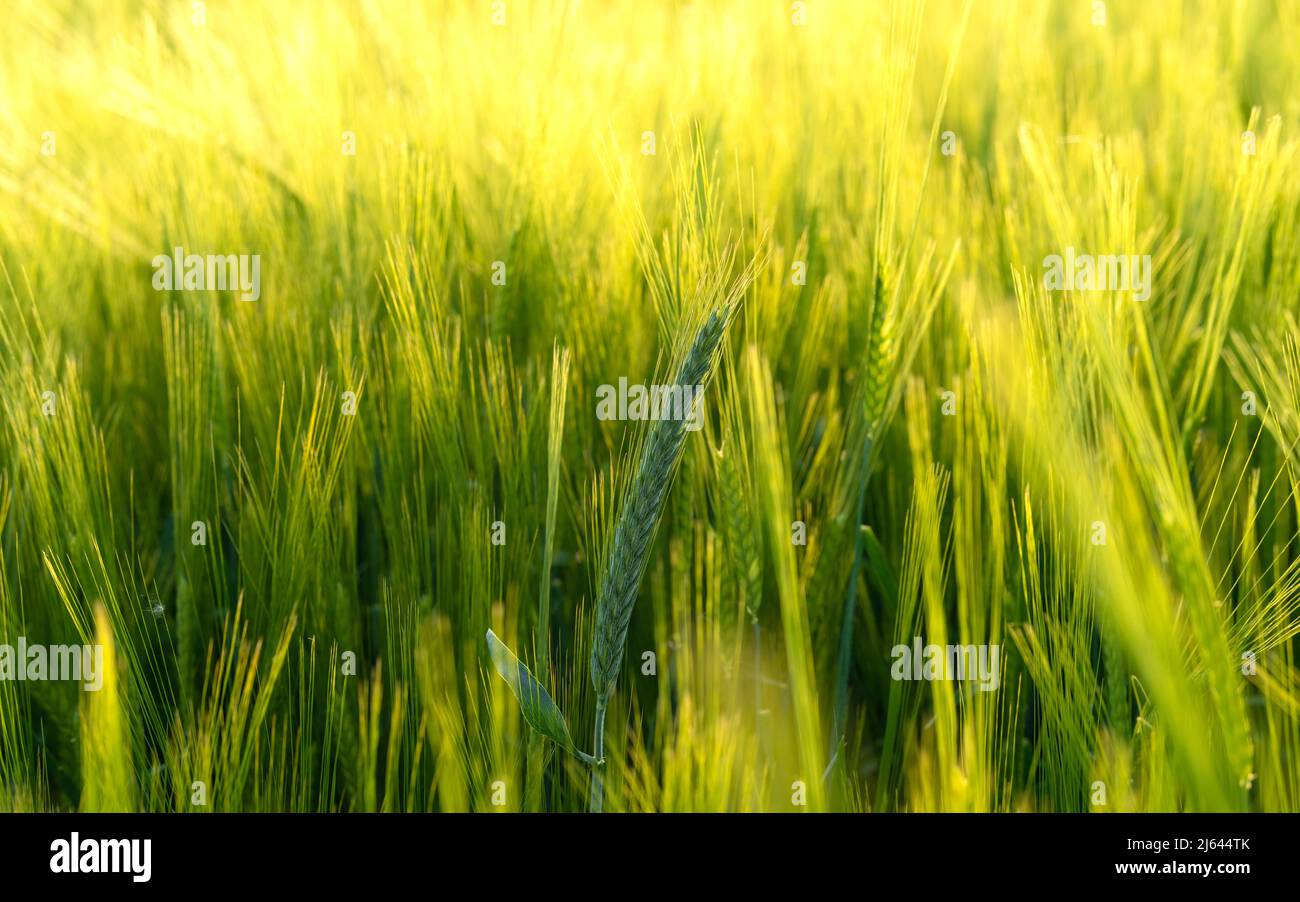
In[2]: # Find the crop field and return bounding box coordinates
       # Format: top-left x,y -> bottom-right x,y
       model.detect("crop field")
1,0 -> 1299,814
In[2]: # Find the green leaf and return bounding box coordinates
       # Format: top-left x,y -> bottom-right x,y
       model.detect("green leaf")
485,629 -> 577,755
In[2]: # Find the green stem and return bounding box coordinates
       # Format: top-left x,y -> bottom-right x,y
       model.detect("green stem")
832,433 -> 874,760
588,699 -> 607,813
527,552 -> 554,812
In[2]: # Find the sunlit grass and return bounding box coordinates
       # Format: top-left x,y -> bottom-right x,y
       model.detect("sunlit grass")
1,0 -> 1299,813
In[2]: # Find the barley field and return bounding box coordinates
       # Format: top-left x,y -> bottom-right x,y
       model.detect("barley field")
1,0 -> 1298,814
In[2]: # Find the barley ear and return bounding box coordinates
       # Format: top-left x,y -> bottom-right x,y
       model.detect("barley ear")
589,307 -> 730,703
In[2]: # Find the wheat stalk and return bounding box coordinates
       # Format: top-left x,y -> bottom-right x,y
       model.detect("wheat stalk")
588,307 -> 730,700
586,304 -> 733,811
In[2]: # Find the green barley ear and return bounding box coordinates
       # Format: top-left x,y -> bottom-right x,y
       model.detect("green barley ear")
487,629 -> 592,763
862,259 -> 895,434
717,428 -> 762,622
588,307 -> 730,702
